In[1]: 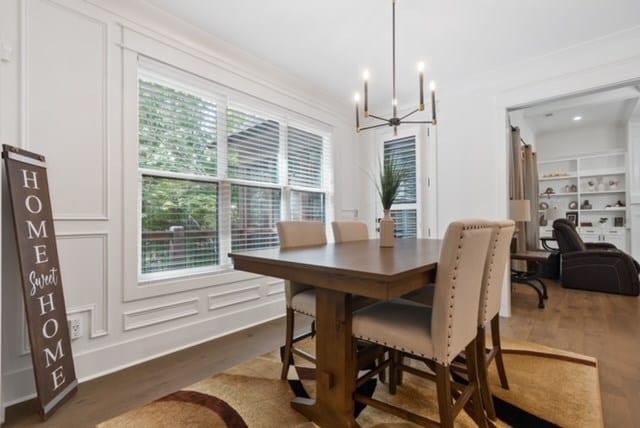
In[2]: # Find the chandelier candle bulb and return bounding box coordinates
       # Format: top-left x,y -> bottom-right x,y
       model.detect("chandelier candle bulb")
430,81 -> 437,124
418,62 -> 425,110
363,70 -> 369,117
354,93 -> 360,131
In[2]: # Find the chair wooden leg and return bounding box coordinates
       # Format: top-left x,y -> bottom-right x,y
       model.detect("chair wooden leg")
491,314 -> 509,390
280,307 -> 295,379
466,340 -> 489,428
475,328 -> 497,421
435,363 -> 454,428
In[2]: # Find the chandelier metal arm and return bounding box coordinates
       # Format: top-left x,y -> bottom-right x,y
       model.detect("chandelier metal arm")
368,114 -> 390,122
399,108 -> 420,121
358,123 -> 390,132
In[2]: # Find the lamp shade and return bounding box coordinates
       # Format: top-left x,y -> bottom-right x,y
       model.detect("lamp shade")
510,199 -> 531,222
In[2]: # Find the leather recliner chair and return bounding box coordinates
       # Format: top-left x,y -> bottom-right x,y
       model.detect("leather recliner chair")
552,218 -> 640,296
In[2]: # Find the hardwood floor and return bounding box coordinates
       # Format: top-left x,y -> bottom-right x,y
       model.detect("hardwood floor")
4,281 -> 639,427
503,280 -> 640,427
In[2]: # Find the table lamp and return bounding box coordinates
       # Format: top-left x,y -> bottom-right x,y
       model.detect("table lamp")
510,199 -> 531,253
509,199 -> 531,223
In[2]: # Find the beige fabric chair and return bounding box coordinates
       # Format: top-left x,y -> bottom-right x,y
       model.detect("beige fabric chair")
352,220 -> 493,428
332,220 -> 369,242
277,221 -> 327,379
391,220 -> 516,421
476,220 -> 515,420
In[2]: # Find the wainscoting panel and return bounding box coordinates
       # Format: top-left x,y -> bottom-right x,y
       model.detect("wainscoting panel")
25,0 -> 108,220
266,279 -> 285,297
56,233 -> 109,338
208,285 -> 262,313
123,298 -> 200,331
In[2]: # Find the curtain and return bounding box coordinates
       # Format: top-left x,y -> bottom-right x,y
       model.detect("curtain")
523,146 -> 539,250
509,126 -> 539,252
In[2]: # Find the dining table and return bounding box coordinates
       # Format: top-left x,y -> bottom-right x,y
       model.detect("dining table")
228,238 -> 441,428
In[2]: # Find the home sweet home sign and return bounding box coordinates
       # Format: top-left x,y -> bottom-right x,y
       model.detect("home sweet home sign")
2,145 -> 77,419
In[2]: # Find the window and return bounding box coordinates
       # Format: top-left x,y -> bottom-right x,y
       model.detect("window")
138,78 -> 219,275
138,69 -> 331,279
384,136 -> 418,238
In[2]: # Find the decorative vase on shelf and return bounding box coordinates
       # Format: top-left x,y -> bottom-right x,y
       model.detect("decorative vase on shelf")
379,210 -> 395,247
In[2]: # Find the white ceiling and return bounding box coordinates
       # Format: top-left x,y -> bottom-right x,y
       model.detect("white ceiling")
144,0 -> 640,110
512,86 -> 640,134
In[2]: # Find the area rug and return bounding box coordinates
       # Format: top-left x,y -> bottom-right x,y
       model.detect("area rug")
98,338 -> 603,427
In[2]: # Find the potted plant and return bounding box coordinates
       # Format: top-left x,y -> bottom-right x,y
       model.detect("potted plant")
375,156 -> 407,247
598,217 -> 608,229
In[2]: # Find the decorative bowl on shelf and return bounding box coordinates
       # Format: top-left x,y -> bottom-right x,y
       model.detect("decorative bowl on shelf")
568,201 -> 577,210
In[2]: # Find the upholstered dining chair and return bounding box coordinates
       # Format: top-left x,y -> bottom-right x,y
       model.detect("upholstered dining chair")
352,220 -> 493,428
475,220 -> 515,420
277,221 -> 326,379
332,220 -> 369,242
390,220 -> 515,421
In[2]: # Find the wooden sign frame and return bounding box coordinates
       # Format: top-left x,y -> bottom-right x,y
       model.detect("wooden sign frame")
2,144 -> 77,419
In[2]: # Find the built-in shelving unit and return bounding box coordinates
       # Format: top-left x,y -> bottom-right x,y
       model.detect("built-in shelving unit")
538,152 -> 629,251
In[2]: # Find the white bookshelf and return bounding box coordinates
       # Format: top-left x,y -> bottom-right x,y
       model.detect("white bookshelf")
538,152 -> 629,251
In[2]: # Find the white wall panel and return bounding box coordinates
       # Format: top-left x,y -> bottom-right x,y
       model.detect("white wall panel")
26,0 -> 108,220
630,205 -> 640,261
208,285 -> 261,313
56,233 -> 108,337
629,122 -> 640,204
123,298 -> 199,331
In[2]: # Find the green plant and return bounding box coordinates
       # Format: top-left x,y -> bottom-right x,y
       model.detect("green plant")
599,217 -> 608,225
375,157 -> 408,210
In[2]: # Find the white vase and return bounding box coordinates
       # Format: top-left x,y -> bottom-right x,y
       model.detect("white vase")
379,209 -> 395,247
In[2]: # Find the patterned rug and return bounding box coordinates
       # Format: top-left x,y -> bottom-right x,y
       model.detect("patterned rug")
98,338 -> 603,427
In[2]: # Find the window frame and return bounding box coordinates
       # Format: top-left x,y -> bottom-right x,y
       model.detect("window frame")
135,61 -> 333,284
378,126 -> 425,238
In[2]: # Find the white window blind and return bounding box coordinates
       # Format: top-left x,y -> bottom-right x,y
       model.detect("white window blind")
391,209 -> 417,238
227,107 -> 280,183
137,62 -> 332,279
291,190 -> 325,222
385,135 -> 418,238
141,176 -> 218,274
139,77 -> 219,275
288,127 -> 323,188
139,78 -> 217,176
231,185 -> 281,251
384,136 -> 416,204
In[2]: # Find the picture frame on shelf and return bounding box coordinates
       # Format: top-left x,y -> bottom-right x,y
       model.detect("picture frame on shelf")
614,217 -> 624,227
566,212 -> 578,226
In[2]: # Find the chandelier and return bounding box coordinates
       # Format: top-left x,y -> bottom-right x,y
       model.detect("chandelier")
354,0 -> 437,135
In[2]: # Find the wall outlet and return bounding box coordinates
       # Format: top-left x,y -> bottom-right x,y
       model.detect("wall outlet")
68,317 -> 82,340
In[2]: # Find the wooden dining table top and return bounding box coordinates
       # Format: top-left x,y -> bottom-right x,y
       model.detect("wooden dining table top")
229,238 -> 442,300
229,238 -> 442,428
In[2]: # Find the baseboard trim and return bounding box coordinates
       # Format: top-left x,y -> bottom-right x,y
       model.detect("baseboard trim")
2,300 -> 286,406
